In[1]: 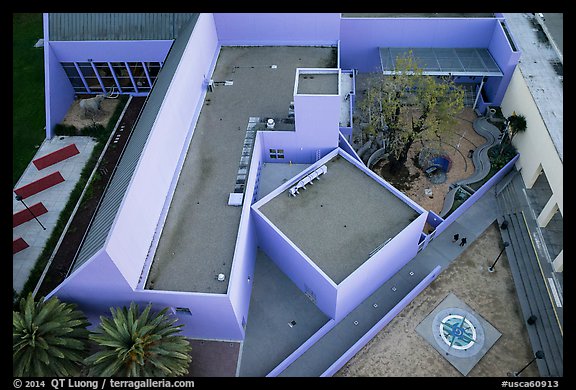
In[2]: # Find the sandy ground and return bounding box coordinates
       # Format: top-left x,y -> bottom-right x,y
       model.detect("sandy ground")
403,108 -> 486,215
371,107 -> 487,216
335,222 -> 540,377
61,97 -> 121,130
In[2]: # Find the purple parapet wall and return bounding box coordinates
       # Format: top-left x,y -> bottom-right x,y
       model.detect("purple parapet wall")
48,40 -> 172,62
434,154 -> 519,237
49,249 -> 244,340
213,13 -> 341,46
340,17 -> 498,72
226,133 -> 264,335
136,290 -> 243,340
338,132 -> 361,163
252,209 -> 338,319
321,265 -> 442,377
46,249 -> 135,318
484,19 -> 521,106
44,44 -> 76,139
335,213 -> 427,321
105,13 -> 219,288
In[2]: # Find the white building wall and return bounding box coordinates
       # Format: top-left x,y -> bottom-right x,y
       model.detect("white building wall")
500,67 -> 563,218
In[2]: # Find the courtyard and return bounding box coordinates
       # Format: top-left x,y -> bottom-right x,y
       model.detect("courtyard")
335,221 -> 539,377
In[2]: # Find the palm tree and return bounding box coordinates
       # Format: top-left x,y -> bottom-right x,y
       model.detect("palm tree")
85,302 -> 192,377
13,293 -> 91,377
507,113 -> 527,142
499,112 -> 527,156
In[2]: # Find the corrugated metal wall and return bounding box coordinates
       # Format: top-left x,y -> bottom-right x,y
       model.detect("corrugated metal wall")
49,13 -> 196,41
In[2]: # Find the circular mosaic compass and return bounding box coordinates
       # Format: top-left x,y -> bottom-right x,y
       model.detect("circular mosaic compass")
432,307 -> 485,358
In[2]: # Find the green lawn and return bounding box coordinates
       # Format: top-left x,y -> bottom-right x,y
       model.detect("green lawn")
13,13 -> 46,187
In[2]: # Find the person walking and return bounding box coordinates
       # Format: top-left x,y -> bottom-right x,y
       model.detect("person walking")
452,233 -> 459,243
459,237 -> 467,247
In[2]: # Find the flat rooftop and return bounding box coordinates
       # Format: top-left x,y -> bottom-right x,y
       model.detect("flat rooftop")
297,72 -> 339,95
258,155 -> 420,284
502,13 -> 563,161
145,46 -> 336,293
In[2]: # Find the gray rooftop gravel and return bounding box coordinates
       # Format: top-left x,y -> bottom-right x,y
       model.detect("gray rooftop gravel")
259,155 -> 420,284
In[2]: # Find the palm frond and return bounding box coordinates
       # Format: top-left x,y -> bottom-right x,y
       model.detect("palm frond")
85,302 -> 192,377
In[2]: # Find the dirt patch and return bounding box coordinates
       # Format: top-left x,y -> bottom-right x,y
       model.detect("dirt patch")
61,96 -> 121,130
373,108 -> 486,215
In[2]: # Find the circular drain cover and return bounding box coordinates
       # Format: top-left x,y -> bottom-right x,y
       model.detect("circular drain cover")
432,307 -> 485,358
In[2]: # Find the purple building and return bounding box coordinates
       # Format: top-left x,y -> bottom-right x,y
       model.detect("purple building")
40,13 -> 521,376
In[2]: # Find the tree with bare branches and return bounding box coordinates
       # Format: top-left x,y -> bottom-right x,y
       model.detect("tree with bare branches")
357,52 -> 465,174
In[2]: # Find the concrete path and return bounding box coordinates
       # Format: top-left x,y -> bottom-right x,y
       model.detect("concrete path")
440,116 -> 501,217
13,136 -> 96,294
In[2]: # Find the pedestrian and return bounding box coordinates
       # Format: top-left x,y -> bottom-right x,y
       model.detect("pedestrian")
452,233 -> 459,243
459,237 -> 467,247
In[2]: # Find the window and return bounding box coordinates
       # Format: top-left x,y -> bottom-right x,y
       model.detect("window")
269,148 -> 285,159
77,62 -> 102,92
173,307 -> 192,315
111,62 -> 134,92
94,62 -> 116,89
60,61 -> 163,95
61,62 -> 86,93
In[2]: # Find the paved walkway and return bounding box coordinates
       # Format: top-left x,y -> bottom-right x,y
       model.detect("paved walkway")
13,136 -> 96,294
439,116 -> 501,217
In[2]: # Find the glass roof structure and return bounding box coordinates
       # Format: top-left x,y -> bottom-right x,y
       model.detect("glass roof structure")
380,47 -> 503,77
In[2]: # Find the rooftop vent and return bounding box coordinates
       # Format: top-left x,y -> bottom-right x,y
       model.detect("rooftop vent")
217,273 -> 226,282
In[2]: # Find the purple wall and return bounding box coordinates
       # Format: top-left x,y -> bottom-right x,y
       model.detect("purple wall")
49,249 -> 244,340
48,40 -> 172,62
260,131 -> 319,164
340,17 -> 498,72
321,265 -> 442,376
485,21 -> 521,106
47,249 -> 132,308
45,44 -> 76,139
294,90 -> 341,150
336,212 -> 427,320
106,13 -> 219,288
213,13 -> 341,46
338,132 -> 362,163
226,134 -> 264,336
252,209 -> 338,319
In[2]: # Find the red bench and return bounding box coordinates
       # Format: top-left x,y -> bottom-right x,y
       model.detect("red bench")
13,202 -> 48,228
13,237 -> 29,254
33,143 -> 80,170
14,171 -> 65,199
